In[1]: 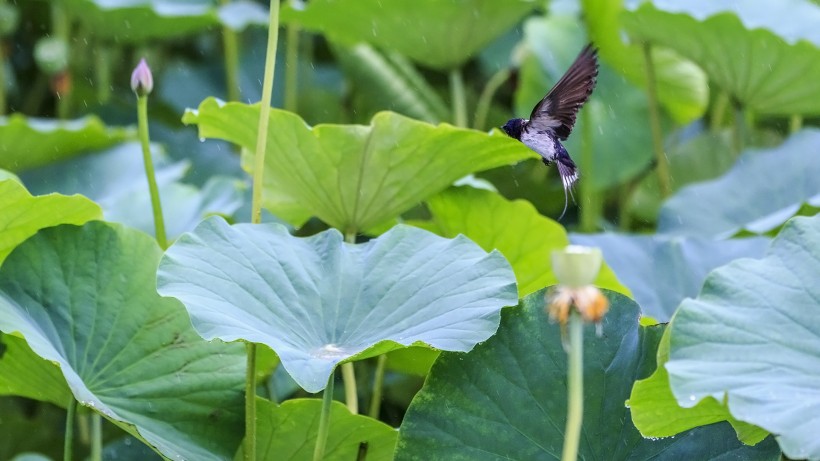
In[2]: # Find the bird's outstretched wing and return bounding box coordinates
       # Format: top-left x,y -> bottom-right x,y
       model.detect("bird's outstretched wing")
527,45 -> 598,140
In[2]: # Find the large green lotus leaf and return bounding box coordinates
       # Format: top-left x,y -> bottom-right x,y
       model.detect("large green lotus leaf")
0,222 -> 246,461
182,98 -> 536,231
60,0 -> 266,42
0,180 -> 101,264
582,0 -> 708,124
421,186 -> 630,297
516,15 -> 657,190
0,114 -> 131,172
157,216 -> 517,393
570,233 -> 769,321
395,289 -> 781,460
281,0 -> 536,70
629,326 -> 770,445
659,129 -> 820,238
333,43 -> 450,123
623,0 -> 820,115
666,214 -> 820,460
246,398 -> 397,460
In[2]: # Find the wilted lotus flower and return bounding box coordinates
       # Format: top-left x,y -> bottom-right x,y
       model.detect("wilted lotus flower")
131,58 -> 153,96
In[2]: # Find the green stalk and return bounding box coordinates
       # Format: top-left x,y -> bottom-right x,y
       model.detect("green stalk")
561,311 -> 584,461
284,10 -> 300,112
220,0 -> 240,102
578,109 -> 597,232
449,68 -> 467,127
617,183 -> 634,232
313,372 -> 335,461
641,42 -> 671,198
90,413 -> 102,461
341,362 -> 359,414
64,399 -> 76,461
136,95 -> 168,249
367,354 -> 387,419
342,229 -> 360,414
473,68 -> 510,130
51,1 -> 71,119
94,44 -> 111,104
246,4 -> 281,460
245,342 -> 257,461
251,0 -> 280,225
710,91 -> 730,132
790,115 -> 803,134
0,51 -> 6,115
732,101 -> 744,158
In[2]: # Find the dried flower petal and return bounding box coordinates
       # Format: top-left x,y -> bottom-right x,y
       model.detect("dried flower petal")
547,286 -> 573,325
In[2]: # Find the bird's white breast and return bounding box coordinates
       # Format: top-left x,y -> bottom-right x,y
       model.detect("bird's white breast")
520,128 -> 558,162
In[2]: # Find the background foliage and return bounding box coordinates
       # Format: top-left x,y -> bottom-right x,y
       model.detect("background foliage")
0,0 -> 818,459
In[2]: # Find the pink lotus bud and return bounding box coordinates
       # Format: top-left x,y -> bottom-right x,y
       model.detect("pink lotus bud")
130,58 -> 153,96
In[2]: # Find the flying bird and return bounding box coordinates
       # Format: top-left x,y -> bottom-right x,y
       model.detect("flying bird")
502,44 -> 599,220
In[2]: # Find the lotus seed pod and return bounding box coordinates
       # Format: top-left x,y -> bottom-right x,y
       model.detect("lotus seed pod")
551,245 -> 603,288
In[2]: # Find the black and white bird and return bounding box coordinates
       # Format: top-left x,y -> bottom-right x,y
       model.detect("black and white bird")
502,44 -> 599,220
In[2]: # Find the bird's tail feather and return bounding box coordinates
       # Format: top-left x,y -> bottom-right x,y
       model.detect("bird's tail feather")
555,157 -> 578,221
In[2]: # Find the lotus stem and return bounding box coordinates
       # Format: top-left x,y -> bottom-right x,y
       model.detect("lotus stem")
251,0 -> 280,225
710,91 -> 729,132
284,2 -> 300,112
449,68 -> 467,127
368,354 -> 388,419
245,342 -> 257,461
246,4 -> 281,457
641,42 -> 671,198
64,398 -> 76,461
136,95 -> 168,249
313,372 -> 335,461
732,100 -> 744,158
789,115 -> 802,134
341,229 -> 360,414
561,310 -> 584,461
51,1 -> 71,119
220,0 -> 241,102
341,362 -> 359,414
90,413 -> 102,461
579,109 -> 598,231
473,68 -> 510,130
94,44 -> 111,104
0,50 -> 6,115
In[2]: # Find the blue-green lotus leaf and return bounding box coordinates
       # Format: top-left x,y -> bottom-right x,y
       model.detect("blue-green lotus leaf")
157,217 -> 517,393
570,232 -> 769,321
659,129 -> 820,238
667,214 -> 820,459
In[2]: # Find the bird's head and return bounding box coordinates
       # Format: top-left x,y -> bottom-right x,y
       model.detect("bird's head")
501,118 -> 526,140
